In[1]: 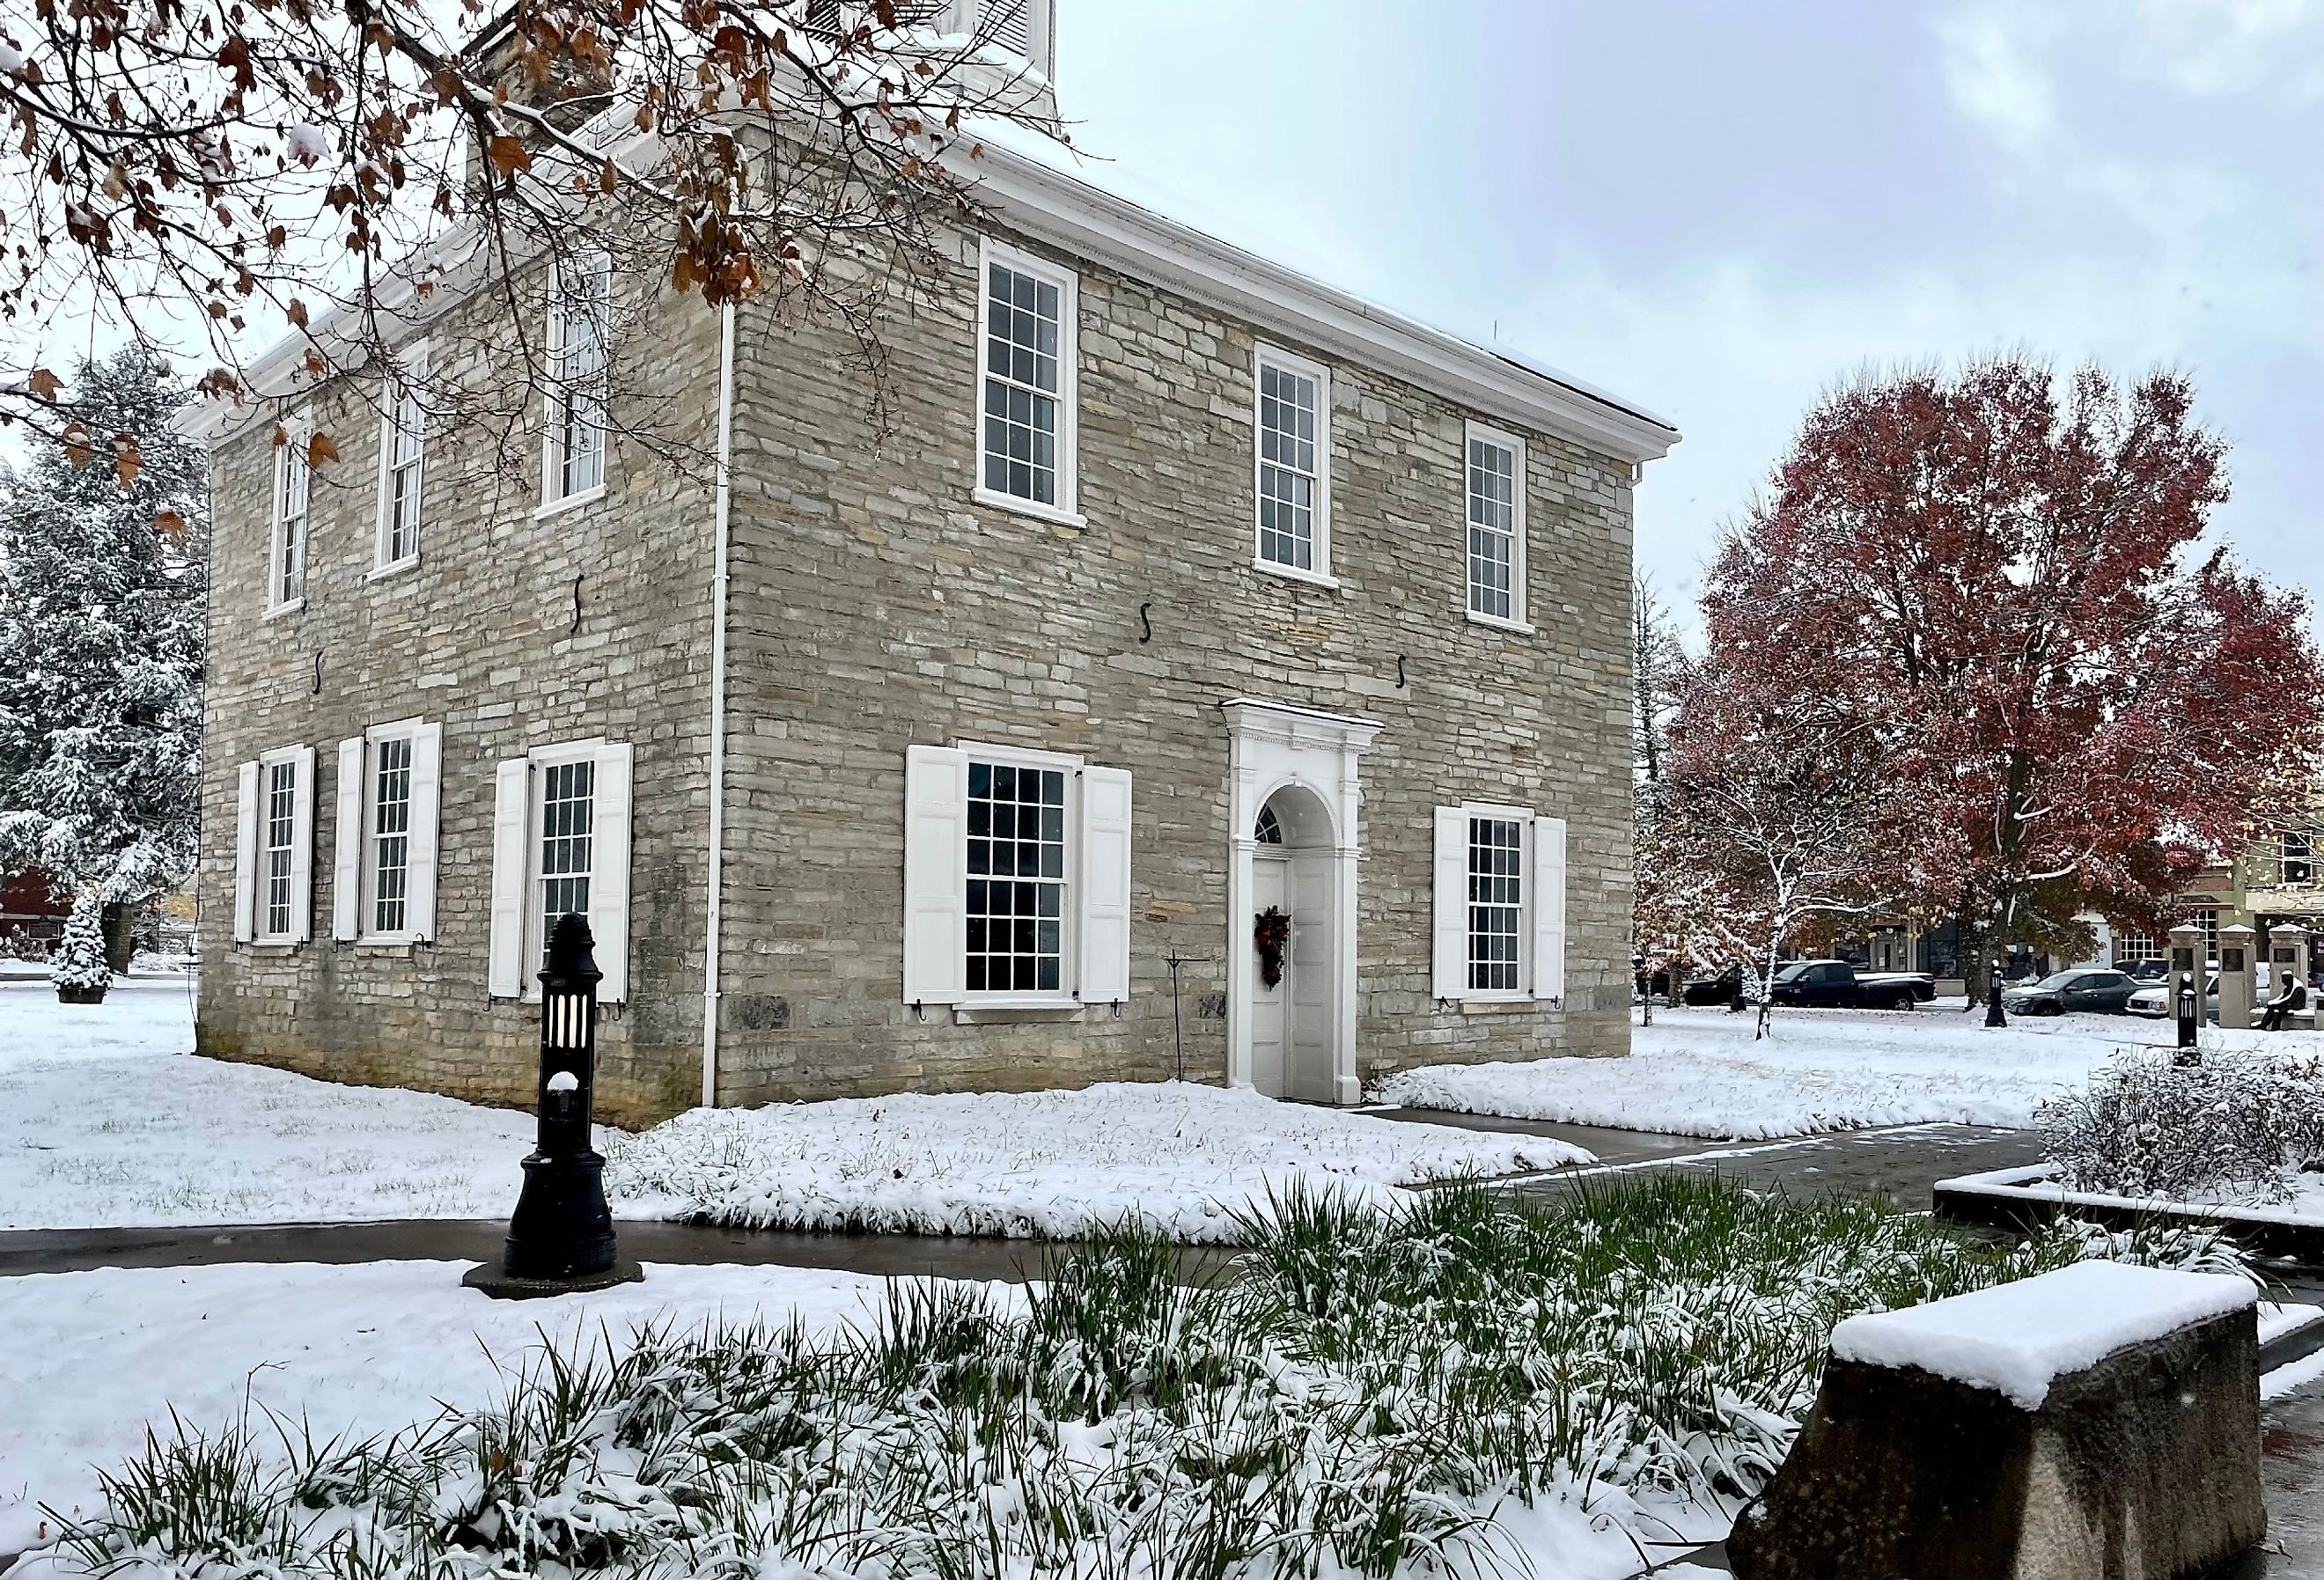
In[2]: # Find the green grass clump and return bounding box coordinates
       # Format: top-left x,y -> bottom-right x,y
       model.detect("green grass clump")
53,1178 -> 2243,1580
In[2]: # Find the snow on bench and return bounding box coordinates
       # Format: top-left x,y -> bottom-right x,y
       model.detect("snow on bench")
1828,1260 -> 2255,1409
1731,1260 -> 2266,1580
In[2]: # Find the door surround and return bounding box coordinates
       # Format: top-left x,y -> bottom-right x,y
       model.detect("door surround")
1221,698 -> 1381,1104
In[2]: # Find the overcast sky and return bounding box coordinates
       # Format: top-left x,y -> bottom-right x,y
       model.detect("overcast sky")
1056,0 -> 2324,639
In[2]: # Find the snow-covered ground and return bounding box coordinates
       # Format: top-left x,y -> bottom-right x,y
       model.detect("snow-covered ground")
0,1259 -> 927,1554
607,1081 -> 1592,1241
1,979 -> 1588,1236
1372,1004 -> 2298,1140
0,976 -> 535,1229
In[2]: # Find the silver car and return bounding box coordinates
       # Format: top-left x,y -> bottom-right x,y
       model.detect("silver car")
2127,974 -> 2218,1020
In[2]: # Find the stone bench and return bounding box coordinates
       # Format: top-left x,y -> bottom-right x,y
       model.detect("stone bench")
1729,1260 -> 2262,1580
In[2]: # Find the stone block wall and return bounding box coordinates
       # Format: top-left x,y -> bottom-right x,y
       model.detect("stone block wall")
195,276 -> 724,1126
708,222 -> 1636,1106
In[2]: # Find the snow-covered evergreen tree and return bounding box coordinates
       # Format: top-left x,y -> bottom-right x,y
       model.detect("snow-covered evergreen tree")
0,347 -> 208,969
50,896 -> 114,1003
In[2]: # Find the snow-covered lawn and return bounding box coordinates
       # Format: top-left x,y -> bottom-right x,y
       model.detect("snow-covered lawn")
607,1081 -> 1592,1241
0,980 -> 1588,1236
0,1259 -> 926,1555
0,976 -> 535,1229
1372,1004 -> 2310,1140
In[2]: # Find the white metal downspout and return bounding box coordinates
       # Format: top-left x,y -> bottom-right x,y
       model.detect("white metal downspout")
701,300 -> 738,1108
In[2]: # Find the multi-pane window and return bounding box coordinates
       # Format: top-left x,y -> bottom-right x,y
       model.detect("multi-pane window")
549,252 -> 610,503
371,736 -> 413,935
981,256 -> 1064,506
273,433 -> 310,607
1257,356 -> 1322,571
540,758 -> 596,954
2112,928 -> 2162,966
264,760 -> 298,937
2284,830 -> 2314,886
381,358 -> 425,563
1467,431 -> 1520,621
965,759 -> 1066,993
1467,816 -> 1524,991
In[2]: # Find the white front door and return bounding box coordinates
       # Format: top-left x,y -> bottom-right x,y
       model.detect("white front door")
1251,856 -> 1291,1099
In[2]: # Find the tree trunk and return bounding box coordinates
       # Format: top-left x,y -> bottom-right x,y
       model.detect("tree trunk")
99,900 -> 139,974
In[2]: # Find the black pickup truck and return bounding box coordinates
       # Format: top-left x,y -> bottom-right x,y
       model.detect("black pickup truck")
1766,959 -> 1938,1011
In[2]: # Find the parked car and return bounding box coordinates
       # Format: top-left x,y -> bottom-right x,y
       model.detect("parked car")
2001,968 -> 2143,1016
2128,974 -> 2219,1020
1766,959 -> 1938,1011
1679,964 -> 1747,1006
2122,959 -> 2168,982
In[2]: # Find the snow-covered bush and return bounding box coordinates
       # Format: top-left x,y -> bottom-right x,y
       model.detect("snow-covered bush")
2039,1049 -> 2324,1202
49,900 -> 112,1003
48,1178 -> 2238,1580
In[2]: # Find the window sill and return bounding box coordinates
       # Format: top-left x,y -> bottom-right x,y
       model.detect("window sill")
1252,558 -> 1342,591
972,487 -> 1088,531
1453,995 -> 1539,1014
535,483 -> 607,521
952,996 -> 1089,1024
354,935 -> 421,952
261,598 -> 305,623
367,555 -> 421,584
246,939 -> 304,953
1466,610 -> 1536,636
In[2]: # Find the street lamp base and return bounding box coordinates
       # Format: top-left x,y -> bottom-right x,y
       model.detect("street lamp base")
461,1259 -> 645,1300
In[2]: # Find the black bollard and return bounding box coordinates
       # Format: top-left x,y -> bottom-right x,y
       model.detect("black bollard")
1984,961 -> 2007,1028
2175,981 -> 2202,1062
465,913 -> 644,1297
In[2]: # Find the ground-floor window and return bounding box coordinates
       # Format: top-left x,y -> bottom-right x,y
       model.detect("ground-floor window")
966,758 -> 1067,994
1432,803 -> 1566,1003
487,740 -> 633,1003
233,745 -> 315,945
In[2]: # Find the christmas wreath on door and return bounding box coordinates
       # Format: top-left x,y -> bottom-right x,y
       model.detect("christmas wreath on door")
1254,907 -> 1291,988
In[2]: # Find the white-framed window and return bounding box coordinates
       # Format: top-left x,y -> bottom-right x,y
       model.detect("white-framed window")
1465,422 -> 1528,628
232,745 -> 315,944
974,239 -> 1079,523
2110,927 -> 2163,966
2283,830 -> 2315,886
489,739 -> 634,1002
330,721 -> 442,944
902,741 -> 1133,1008
1431,803 -> 1566,1004
543,249 -> 611,510
374,347 -> 427,570
1254,344 -> 1331,581
268,419 -> 312,613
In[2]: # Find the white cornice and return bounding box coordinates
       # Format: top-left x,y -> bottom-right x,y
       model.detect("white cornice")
182,122 -> 1680,467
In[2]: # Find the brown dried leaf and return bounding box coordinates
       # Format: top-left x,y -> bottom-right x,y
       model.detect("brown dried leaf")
306,431 -> 339,466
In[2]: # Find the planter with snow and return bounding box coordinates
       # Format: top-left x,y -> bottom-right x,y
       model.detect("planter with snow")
1936,1161 -> 2324,1268
1729,1260 -> 2262,1580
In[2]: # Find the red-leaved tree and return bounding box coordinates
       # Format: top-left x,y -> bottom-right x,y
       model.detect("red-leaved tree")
1699,357 -> 2323,994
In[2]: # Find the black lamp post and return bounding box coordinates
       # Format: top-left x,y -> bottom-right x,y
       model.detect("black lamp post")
2175,979 -> 2202,1062
464,913 -> 643,1297
1984,960 -> 2007,1028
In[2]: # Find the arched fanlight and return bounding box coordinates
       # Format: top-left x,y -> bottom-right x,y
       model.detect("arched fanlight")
1254,804 -> 1284,845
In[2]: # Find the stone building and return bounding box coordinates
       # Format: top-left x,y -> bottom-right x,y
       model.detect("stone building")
186,10 -> 1679,1124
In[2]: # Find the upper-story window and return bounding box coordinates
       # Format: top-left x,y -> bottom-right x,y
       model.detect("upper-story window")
545,250 -> 611,508
975,239 -> 1077,521
1254,345 -> 1330,581
375,347 -> 427,570
1465,423 -> 1528,628
268,420 -> 311,612
2283,829 -> 2314,886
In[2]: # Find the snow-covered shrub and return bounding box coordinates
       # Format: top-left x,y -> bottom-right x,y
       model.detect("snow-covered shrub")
49,1177 -> 2239,1580
49,900 -> 112,1003
2038,1048 -> 2324,1202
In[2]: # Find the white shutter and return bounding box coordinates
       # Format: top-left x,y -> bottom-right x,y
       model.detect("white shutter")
332,737 -> 364,941
591,742 -> 634,1003
1532,814 -> 1567,1003
286,745 -> 317,942
232,761 -> 260,943
488,757 -> 531,998
902,745 -> 968,1004
407,724 -> 443,939
1431,805 -> 1467,1001
1078,765 -> 1133,1003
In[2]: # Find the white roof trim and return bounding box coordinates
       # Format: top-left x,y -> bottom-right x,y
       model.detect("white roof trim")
180,121 -> 1679,465
967,139 -> 1678,464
